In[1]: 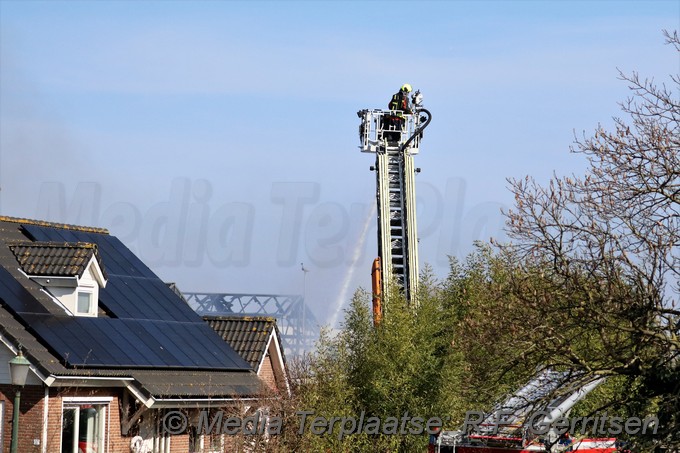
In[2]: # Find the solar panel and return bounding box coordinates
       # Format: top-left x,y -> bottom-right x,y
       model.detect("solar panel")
26,316 -> 94,365
25,314 -> 250,370
138,319 -> 196,366
0,266 -> 50,314
82,233 -> 129,276
104,235 -> 158,279
55,229 -> 80,243
81,232 -> 151,278
22,224 -> 199,322
98,276 -> 197,322
117,320 -> 178,365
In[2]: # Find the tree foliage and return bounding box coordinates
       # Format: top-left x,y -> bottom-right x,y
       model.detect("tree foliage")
497,30 -> 680,450
272,253 -> 543,452
288,281 -> 466,452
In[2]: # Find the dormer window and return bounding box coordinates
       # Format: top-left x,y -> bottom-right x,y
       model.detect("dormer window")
77,291 -> 93,314
9,241 -> 108,317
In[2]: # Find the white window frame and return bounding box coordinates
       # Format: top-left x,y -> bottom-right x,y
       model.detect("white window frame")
76,290 -> 94,315
61,397 -> 112,453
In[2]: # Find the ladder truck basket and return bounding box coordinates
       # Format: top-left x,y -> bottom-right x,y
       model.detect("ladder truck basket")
358,109 -> 421,154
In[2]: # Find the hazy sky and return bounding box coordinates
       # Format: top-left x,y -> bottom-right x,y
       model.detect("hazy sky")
1,0 -> 678,327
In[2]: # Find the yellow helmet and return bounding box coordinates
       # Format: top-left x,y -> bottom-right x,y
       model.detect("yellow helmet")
401,83 -> 412,93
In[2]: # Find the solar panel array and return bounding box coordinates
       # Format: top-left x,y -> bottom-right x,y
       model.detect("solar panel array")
23,314 -> 247,369
23,224 -> 198,321
7,223 -> 250,371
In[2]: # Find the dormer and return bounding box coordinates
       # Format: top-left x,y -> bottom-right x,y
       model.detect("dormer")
9,241 -> 108,317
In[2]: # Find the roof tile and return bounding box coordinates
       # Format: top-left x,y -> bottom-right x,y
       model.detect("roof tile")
204,316 -> 277,370
8,241 -> 103,278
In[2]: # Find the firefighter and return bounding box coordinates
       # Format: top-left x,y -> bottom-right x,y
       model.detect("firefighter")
385,84 -> 413,142
389,83 -> 413,113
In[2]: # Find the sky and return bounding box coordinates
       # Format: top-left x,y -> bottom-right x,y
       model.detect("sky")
1,0 -> 678,331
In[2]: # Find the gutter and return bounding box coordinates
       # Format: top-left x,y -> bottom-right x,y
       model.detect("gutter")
148,397 -> 261,409
44,375 -> 260,409
45,375 -> 134,387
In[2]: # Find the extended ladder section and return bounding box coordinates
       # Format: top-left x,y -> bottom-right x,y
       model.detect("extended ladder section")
358,108 -> 431,304
479,369 -> 604,437
375,149 -> 419,300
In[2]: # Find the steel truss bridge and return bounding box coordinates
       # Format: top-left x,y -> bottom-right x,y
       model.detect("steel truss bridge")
182,292 -> 318,357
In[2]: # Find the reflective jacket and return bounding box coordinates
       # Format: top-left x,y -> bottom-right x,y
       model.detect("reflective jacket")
388,90 -> 412,113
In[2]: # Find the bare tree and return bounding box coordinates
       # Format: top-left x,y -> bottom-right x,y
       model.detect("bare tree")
500,30 -> 679,450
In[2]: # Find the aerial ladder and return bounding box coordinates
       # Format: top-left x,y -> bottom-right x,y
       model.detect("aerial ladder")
430,369 -> 612,453
476,369 -> 604,439
358,90 -> 432,322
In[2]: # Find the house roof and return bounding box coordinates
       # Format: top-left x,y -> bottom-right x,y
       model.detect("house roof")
8,240 -> 107,279
0,216 -> 261,400
204,316 -> 278,369
0,216 -> 109,234
131,369 -> 264,398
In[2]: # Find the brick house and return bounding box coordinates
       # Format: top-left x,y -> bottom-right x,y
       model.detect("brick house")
0,216 -> 269,453
204,316 -> 289,394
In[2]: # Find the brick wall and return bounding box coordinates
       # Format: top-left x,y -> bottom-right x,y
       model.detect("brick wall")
44,387 -> 126,453
0,385 -> 129,453
1,384 -> 224,453
171,433 -> 190,452
259,354 -> 277,391
0,383 -> 45,453
44,387 -> 62,452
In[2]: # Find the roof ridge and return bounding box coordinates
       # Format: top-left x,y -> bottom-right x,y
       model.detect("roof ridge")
0,216 -> 109,234
203,315 -> 277,323
7,241 -> 98,249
